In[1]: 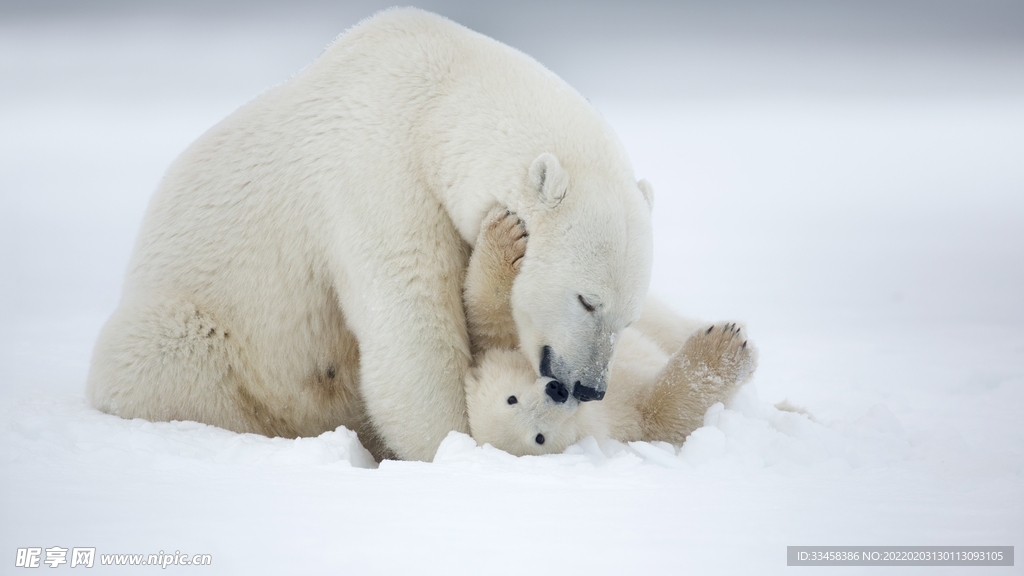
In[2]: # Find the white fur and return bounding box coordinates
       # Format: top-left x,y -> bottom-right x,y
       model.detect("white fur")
466,298 -> 758,456
87,8 -> 653,461
465,326 -> 664,456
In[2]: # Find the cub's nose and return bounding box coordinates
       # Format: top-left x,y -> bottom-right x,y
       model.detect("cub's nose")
545,380 -> 569,403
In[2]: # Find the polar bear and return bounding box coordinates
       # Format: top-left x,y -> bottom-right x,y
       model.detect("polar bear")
86,8 -> 654,461
463,209 -> 756,456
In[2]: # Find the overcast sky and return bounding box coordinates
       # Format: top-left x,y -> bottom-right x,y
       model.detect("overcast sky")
5,0 -> 1023,45
4,0 -> 1022,102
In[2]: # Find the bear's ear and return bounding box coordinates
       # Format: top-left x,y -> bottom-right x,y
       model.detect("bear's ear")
637,178 -> 654,211
529,153 -> 568,209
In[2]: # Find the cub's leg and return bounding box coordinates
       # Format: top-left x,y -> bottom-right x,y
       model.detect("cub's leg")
633,296 -> 707,357
463,206 -> 527,354
642,323 -> 757,444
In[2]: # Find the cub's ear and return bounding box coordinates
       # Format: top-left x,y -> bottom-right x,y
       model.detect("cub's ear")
529,153 -> 568,208
637,178 -> 654,211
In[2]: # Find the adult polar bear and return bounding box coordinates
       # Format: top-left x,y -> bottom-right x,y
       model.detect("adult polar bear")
87,8 -> 654,461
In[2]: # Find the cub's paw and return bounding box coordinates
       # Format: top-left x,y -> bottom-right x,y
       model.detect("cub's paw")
477,206 -> 528,273
464,206 -> 529,352
679,323 -> 758,391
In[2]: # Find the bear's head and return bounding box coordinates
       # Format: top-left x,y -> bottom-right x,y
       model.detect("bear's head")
465,348 -> 590,455
507,152 -> 654,404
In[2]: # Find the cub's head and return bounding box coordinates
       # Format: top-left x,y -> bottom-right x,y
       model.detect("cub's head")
465,348 -> 586,456
508,152 -> 654,403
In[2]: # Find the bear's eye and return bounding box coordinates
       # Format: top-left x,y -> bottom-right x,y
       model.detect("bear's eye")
535,433 -> 545,445
507,396 -> 518,405
577,295 -> 595,312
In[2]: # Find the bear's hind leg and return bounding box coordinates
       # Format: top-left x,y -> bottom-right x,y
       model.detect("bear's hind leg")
86,295 -> 273,435
641,323 -> 757,444
632,296 -> 708,356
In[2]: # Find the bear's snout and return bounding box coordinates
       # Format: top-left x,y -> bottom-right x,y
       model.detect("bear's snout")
545,380 -> 569,403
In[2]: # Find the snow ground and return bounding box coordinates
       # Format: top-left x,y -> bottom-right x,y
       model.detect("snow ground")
2,7 -> 1023,574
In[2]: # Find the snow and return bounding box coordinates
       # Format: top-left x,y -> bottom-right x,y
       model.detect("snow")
2,6 -> 1022,574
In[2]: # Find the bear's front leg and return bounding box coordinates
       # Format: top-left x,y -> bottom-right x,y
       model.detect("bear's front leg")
464,206 -> 528,354
344,277 -> 473,461
333,207 -> 476,461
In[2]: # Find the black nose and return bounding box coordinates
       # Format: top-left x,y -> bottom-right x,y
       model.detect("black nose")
572,382 -> 605,402
545,380 -> 569,403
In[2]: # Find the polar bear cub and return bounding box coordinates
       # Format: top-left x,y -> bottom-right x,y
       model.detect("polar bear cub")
463,208 -> 757,456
